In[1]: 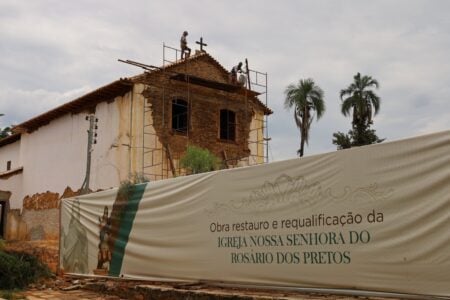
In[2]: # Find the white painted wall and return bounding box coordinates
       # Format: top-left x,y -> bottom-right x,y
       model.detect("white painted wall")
0,172 -> 23,209
0,90 -> 135,208
0,140 -> 21,172
0,140 -> 23,208
20,113 -> 88,195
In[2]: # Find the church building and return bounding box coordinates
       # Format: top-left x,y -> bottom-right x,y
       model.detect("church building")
0,47 -> 271,242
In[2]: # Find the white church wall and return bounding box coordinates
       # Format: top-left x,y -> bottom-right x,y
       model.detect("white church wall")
0,139 -> 21,172
0,140 -> 24,208
0,172 -> 23,209
19,91 -> 133,203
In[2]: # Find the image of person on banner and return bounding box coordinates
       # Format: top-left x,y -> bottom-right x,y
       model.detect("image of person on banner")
61,200 -> 88,274
97,206 -> 112,271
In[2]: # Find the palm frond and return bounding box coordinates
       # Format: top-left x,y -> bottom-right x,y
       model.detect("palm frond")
341,96 -> 355,116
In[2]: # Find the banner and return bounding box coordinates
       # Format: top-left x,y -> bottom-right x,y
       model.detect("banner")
60,131 -> 450,297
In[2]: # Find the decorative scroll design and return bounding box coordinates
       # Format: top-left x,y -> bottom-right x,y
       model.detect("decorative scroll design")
324,183 -> 394,203
205,174 -> 394,217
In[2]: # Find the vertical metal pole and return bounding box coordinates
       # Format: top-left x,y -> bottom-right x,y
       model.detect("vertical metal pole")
162,43 -> 166,179
142,88 -> 145,177
81,115 -> 94,194
86,116 -> 93,190
163,43 -> 165,68
129,86 -> 134,178
265,73 -> 269,163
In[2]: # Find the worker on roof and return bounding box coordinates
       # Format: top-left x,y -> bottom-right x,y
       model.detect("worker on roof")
230,62 -> 243,84
180,31 -> 191,59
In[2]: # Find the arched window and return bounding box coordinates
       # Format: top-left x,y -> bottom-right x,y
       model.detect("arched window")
172,99 -> 188,134
220,109 -> 236,141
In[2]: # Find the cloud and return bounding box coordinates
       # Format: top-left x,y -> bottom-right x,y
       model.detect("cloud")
0,86 -> 91,127
1,0 -> 449,161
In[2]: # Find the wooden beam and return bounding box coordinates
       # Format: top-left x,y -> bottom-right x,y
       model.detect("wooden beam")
222,150 -> 230,169
165,144 -> 177,177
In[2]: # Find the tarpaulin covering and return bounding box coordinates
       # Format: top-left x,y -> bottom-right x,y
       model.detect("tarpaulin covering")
60,131 -> 450,297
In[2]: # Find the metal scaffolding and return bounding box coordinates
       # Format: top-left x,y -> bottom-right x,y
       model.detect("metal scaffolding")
138,44 -> 270,181
141,44 -> 188,181
247,68 -> 269,164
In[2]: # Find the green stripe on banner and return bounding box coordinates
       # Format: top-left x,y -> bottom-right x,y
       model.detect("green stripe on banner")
109,183 -> 147,276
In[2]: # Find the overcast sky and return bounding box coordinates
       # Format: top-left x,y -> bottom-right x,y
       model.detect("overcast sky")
1,0 -> 449,161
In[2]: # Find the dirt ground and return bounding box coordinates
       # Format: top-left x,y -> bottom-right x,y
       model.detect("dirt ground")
1,275 -> 401,300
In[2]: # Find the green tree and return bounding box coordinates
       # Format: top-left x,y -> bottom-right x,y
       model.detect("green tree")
340,72 -> 380,128
332,132 -> 352,150
332,128 -> 384,150
284,78 -> 325,157
0,126 -> 12,139
334,73 -> 384,149
0,114 -> 12,139
180,145 -> 220,174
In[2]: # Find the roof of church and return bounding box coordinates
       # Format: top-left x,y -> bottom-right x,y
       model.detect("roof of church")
13,79 -> 133,133
131,51 -> 272,114
0,132 -> 21,147
11,52 -> 271,134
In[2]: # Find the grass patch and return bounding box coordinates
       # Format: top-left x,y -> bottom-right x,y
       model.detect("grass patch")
0,250 -> 52,290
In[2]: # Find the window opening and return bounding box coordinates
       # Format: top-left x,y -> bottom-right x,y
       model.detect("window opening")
6,161 -> 11,171
220,109 -> 236,141
172,99 -> 188,134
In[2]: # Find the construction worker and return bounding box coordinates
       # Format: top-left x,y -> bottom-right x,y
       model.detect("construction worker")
180,31 -> 191,59
230,62 -> 243,84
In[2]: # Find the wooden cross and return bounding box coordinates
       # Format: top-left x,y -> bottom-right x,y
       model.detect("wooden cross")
196,37 -> 208,52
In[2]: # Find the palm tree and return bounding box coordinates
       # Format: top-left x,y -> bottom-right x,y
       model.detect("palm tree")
340,72 -> 380,128
284,78 -> 325,157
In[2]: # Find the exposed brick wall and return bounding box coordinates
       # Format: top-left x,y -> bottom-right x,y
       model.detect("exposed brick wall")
139,55 -> 265,165
23,191 -> 60,210
4,187 -> 84,242
22,187 -> 82,210
22,208 -> 59,240
4,209 -> 27,240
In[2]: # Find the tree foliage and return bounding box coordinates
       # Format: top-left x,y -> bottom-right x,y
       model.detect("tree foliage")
334,73 -> 384,149
333,127 -> 385,150
180,145 -> 220,174
0,250 -> 51,290
0,127 -> 12,139
284,78 -> 325,157
0,114 -> 11,139
340,72 -> 380,128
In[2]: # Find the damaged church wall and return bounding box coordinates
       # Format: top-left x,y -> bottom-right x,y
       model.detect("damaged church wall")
19,92 -> 133,199
0,54 -> 269,244
133,56 -> 267,178
90,92 -> 135,187
128,83 -> 147,177
2,90 -> 136,242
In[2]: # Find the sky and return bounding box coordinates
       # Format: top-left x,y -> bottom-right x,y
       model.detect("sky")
1,0 -> 449,161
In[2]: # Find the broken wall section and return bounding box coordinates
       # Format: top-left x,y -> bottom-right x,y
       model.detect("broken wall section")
5,187 -> 81,241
